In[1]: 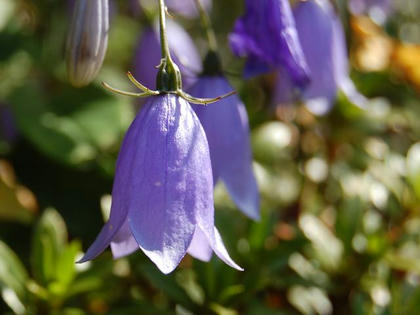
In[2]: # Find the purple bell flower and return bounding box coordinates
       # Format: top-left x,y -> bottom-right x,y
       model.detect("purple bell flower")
134,20 -> 202,90
349,0 -> 393,25
274,0 -> 367,115
79,94 -> 243,274
188,77 -> 260,220
229,0 -> 310,86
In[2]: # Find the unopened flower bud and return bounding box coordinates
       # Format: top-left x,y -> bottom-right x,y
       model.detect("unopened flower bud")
66,0 -> 109,87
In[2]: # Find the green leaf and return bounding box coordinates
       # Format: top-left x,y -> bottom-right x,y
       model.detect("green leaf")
55,241 -> 81,287
0,240 -> 28,312
407,142 -> 420,199
139,264 -> 197,311
31,208 -> 67,285
10,82 -> 133,167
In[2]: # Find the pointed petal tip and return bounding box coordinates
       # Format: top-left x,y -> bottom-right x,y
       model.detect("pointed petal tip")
76,255 -> 90,264
139,245 -> 191,275
248,210 -> 261,222
209,227 -> 244,272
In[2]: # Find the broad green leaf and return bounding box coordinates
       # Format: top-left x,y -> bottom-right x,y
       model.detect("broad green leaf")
55,241 -> 81,287
0,240 -> 28,312
10,82 -> 133,167
139,264 -> 197,311
31,208 -> 67,284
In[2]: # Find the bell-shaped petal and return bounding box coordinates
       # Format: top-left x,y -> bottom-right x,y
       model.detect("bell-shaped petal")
188,77 -> 260,220
134,19 -> 202,90
349,0 -> 393,24
66,0 -> 109,87
187,227 -> 213,262
274,0 -> 366,115
229,0 -> 310,87
79,95 -> 242,274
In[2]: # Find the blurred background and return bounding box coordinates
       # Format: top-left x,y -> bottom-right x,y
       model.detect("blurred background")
0,0 -> 420,314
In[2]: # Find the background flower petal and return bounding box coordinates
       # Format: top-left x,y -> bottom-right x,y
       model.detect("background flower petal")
134,20 -> 202,90
189,77 -> 260,220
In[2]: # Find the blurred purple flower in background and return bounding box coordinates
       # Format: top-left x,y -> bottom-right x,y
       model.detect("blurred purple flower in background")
166,0 -> 212,18
188,76 -> 260,220
274,0 -> 367,115
79,94 -> 242,274
134,19 -> 202,90
349,0 -> 393,25
66,0 -> 109,87
0,104 -> 17,144
229,0 -> 310,86
131,0 -> 212,18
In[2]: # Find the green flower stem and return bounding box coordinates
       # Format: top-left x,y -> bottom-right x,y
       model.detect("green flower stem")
194,0 -> 218,52
156,0 -> 182,92
158,0 -> 171,61
194,0 -> 222,76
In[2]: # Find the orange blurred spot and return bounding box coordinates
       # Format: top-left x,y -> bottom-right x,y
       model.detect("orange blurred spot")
350,16 -> 394,72
275,222 -> 295,241
391,44 -> 420,93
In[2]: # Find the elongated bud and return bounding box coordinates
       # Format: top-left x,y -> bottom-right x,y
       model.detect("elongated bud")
66,0 -> 109,87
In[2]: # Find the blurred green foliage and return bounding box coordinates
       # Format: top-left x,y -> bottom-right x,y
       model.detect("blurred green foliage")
1,0 -> 420,314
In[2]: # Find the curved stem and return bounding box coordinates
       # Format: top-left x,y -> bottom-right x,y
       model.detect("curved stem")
194,0 -> 217,52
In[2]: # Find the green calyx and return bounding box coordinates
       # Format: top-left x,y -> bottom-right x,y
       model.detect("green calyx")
99,0 -> 236,105
156,57 -> 183,92
202,50 -> 223,76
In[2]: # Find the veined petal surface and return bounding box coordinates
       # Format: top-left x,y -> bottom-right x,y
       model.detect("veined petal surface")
127,95 -> 213,274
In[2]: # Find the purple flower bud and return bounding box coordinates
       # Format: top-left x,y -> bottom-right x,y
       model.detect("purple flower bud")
134,20 -> 202,90
188,77 -> 260,220
229,0 -> 310,86
274,0 -> 366,115
66,0 -> 109,87
79,94 -> 242,274
349,0 -> 393,25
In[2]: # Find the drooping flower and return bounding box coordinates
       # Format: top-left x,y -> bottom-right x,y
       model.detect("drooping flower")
79,94 -> 243,274
229,0 -> 310,86
188,76 -> 260,220
66,0 -> 109,87
348,0 -> 393,25
134,20 -> 202,90
274,0 -> 367,115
